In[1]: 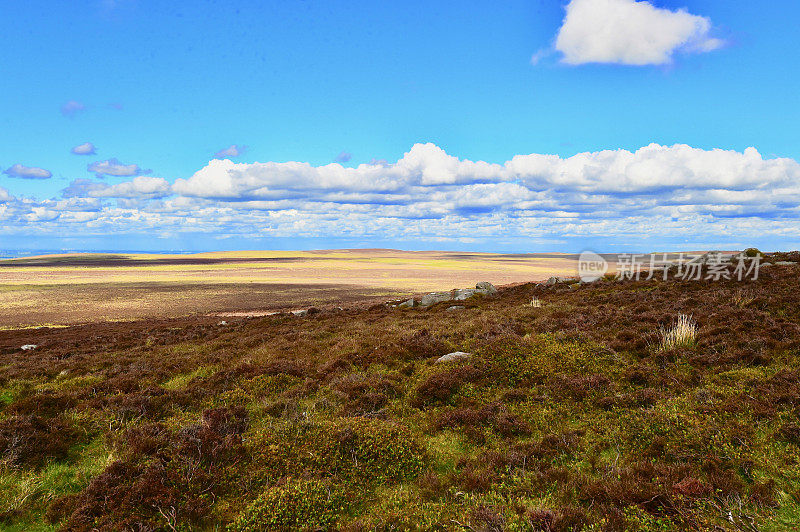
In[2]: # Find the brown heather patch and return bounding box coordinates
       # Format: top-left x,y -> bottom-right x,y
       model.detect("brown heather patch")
1,255 -> 800,529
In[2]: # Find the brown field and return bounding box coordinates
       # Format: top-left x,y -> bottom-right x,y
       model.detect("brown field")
0,249 -> 595,327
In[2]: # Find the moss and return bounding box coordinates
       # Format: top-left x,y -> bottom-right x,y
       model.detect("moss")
161,365 -> 218,390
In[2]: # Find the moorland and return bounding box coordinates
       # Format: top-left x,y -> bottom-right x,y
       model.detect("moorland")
0,249 -> 594,328
1,250 -> 800,530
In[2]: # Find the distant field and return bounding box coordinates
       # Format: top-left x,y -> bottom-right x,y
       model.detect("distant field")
0,249 -> 590,327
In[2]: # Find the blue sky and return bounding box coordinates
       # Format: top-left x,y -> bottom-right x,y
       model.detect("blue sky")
1,0 -> 799,254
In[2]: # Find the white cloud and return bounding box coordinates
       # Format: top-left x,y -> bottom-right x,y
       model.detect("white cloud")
3,164 -> 52,179
88,158 -> 148,177
4,143 -> 800,249
62,176 -> 171,199
554,0 -> 725,66
214,144 -> 247,158
94,176 -> 171,199
176,143 -> 799,202
71,142 -> 97,155
0,187 -> 13,202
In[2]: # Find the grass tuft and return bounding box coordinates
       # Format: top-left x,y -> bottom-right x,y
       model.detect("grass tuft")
658,314 -> 698,351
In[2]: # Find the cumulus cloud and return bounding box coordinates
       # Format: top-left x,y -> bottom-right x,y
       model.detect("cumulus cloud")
3,164 -> 52,179
61,100 -> 86,117
4,143 -> 800,249
71,142 -> 97,155
214,144 -> 247,158
554,0 -> 725,66
63,176 -> 171,199
88,158 -> 149,177
0,187 -> 13,203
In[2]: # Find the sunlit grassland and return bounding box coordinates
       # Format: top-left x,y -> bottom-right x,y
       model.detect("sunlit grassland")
0,250 -> 583,327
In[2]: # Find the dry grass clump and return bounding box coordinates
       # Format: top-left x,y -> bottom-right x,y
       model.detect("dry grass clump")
658,314 -> 698,351
732,289 -> 756,308
529,297 -> 542,308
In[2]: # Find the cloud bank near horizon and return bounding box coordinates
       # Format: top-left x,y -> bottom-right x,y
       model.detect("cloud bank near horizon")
1,143 -> 799,250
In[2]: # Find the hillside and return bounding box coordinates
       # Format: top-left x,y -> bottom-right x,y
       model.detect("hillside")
1,255 -> 800,530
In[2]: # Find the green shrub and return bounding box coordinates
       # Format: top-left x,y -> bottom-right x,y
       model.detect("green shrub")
483,334 -> 606,386
228,478 -> 346,531
251,417 -> 426,484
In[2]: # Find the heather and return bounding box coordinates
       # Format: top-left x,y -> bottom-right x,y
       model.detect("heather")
1,255 -> 800,530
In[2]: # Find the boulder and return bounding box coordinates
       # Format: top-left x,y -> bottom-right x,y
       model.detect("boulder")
446,305 -> 465,311
291,309 -> 308,317
420,292 -> 454,307
453,288 -> 479,301
418,282 -> 498,307
435,351 -> 472,363
398,298 -> 415,309
475,281 -> 498,295
21,344 -> 37,351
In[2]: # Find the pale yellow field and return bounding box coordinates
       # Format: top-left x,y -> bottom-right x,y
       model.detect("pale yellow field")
0,249 -> 590,327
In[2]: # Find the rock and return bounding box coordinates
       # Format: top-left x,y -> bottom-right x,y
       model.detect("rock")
453,288 -> 479,301
420,292 -> 454,307
446,305 -> 465,311
218,320 -> 228,326
435,351 -> 472,363
291,309 -> 308,317
545,276 -> 563,285
418,282 -> 498,307
475,281 -> 498,295
398,298 -> 415,309
775,261 -> 796,266
21,344 -> 37,351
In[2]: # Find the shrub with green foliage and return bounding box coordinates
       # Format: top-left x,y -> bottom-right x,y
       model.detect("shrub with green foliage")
251,417 -> 426,484
228,478 -> 347,531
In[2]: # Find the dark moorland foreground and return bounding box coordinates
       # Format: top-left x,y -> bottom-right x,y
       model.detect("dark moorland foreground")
2,252 -> 800,530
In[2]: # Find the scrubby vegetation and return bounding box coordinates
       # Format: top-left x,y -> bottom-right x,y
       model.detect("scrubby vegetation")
2,255 -> 800,530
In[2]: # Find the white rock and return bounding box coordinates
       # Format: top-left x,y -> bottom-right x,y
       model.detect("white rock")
291,309 -> 308,317
446,305 -> 465,311
435,351 -> 472,363
420,292 -> 453,307
218,320 -> 228,326
21,344 -> 38,351
453,288 -> 479,301
775,261 -> 796,266
398,298 -> 415,309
